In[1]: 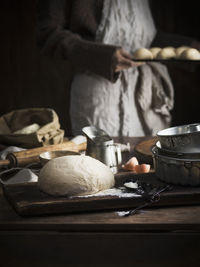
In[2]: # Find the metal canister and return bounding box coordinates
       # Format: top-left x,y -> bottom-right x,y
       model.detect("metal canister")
82,126 -> 122,173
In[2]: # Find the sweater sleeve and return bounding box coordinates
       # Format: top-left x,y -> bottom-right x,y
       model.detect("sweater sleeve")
36,0 -> 119,83
151,30 -> 195,48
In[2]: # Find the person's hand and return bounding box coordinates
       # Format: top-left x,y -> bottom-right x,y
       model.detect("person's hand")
114,48 -> 143,72
191,40 -> 200,50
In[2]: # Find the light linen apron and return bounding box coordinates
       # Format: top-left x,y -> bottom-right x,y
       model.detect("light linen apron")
70,0 -> 173,136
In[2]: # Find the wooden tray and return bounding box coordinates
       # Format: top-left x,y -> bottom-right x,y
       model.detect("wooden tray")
134,137 -> 158,164
3,172 -> 200,217
132,59 -> 200,63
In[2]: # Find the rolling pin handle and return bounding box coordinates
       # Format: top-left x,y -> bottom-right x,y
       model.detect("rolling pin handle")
0,159 -> 11,168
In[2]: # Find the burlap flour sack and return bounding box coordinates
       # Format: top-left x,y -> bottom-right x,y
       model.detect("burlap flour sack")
0,108 -> 64,148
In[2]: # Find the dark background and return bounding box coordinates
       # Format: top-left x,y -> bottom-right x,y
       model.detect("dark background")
0,0 -> 199,136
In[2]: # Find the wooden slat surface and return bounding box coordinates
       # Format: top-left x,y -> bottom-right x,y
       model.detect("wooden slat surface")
1,137 -> 200,233
1,182 -> 200,232
3,172 -> 200,217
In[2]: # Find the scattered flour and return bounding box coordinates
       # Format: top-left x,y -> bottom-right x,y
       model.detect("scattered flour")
124,182 -> 138,189
70,187 -> 141,199
117,211 -> 131,217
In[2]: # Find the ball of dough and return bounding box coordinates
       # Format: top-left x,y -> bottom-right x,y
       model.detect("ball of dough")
175,46 -> 189,58
180,48 -> 200,60
133,48 -> 153,60
149,47 -> 161,58
164,46 -> 176,51
156,47 -> 176,59
38,155 -> 115,196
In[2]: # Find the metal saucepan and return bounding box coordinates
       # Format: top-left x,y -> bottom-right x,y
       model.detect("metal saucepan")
152,146 -> 200,186
39,150 -> 80,166
155,141 -> 200,159
157,123 -> 200,153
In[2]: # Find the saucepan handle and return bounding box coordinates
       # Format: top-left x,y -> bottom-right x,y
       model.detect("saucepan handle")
115,144 -> 122,165
109,143 -> 122,166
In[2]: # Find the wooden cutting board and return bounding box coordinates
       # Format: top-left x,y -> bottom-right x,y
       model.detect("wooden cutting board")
3,172 -> 200,217
134,137 -> 158,164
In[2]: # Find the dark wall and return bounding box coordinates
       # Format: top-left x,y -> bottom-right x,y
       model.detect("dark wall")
0,0 -> 199,136
151,0 -> 200,126
151,1 -> 199,38
0,0 -> 73,135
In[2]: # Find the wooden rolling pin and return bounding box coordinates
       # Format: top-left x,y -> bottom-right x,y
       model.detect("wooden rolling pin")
0,137 -> 87,168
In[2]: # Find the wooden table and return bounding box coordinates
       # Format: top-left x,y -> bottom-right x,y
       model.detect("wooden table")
0,137 -> 200,267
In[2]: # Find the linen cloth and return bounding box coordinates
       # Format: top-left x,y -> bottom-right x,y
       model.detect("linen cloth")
0,146 -> 38,185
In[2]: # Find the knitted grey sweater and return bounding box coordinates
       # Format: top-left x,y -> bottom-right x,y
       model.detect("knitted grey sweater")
37,0 -> 194,82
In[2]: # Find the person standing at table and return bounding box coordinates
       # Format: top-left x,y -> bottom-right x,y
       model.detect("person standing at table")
37,0 -> 198,137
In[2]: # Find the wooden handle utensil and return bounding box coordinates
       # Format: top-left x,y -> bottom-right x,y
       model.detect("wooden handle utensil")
0,140 -> 87,168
